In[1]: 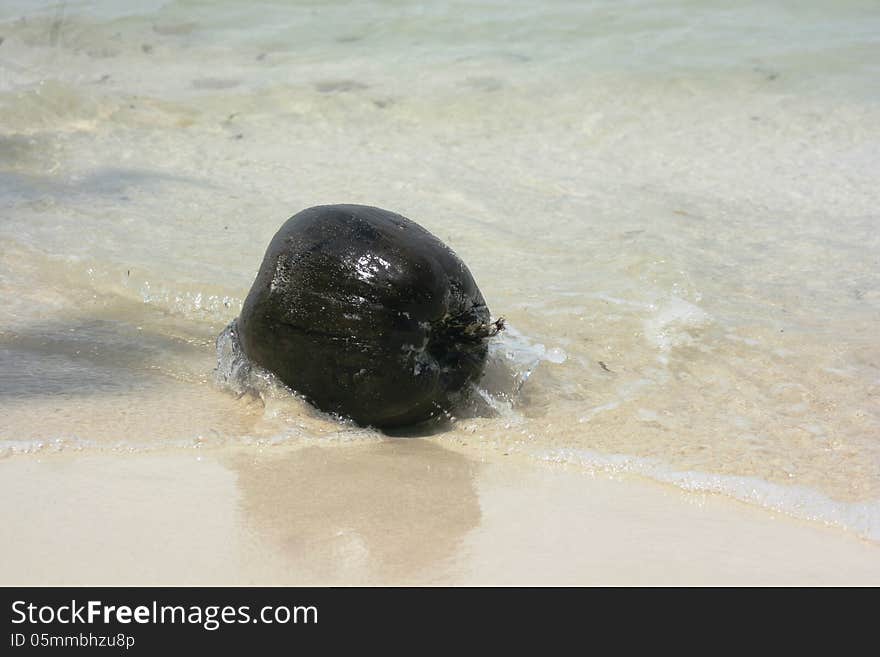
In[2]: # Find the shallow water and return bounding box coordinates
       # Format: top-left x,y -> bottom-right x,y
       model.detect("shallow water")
1,1 -> 879,541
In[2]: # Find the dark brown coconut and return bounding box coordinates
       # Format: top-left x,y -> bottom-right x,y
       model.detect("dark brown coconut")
236,204 -> 499,428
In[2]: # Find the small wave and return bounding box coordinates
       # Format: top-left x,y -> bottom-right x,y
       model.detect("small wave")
540,447 -> 880,543
0,436 -> 96,458
214,318 -> 278,399
462,324 -> 567,420
643,295 -> 711,361
138,280 -> 242,320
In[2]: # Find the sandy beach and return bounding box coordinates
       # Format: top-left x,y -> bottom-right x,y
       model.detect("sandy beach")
3,441 -> 878,586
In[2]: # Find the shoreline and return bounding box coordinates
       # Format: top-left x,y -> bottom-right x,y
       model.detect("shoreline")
3,440 -> 878,586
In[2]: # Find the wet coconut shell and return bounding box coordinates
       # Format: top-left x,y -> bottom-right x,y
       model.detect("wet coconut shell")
237,204 -> 496,428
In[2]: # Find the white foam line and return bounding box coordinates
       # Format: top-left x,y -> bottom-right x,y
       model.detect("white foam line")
540,447 -> 880,543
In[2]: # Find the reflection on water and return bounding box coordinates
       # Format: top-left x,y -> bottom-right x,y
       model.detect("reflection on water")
227,440 -> 480,584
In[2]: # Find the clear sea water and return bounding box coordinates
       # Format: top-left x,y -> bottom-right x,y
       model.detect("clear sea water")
1,1 -> 879,540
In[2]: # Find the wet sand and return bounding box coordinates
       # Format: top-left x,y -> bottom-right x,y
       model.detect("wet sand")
2,440 -> 878,586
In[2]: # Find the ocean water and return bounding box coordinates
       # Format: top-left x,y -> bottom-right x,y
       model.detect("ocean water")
1,1 -> 879,540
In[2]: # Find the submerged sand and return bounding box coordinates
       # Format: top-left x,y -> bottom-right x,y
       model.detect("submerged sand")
2,441 -> 878,586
